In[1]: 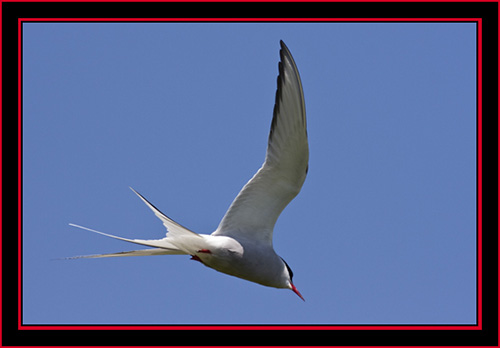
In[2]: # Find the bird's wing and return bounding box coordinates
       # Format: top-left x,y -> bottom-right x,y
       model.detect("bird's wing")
212,41 -> 308,245
63,248 -> 181,259
129,187 -> 202,240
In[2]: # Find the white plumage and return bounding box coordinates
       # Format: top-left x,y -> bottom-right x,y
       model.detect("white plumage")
70,41 -> 308,300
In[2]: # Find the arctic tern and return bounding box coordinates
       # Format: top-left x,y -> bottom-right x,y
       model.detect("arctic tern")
70,40 -> 308,300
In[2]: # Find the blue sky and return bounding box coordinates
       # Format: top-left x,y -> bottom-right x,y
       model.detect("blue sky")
22,22 -> 477,325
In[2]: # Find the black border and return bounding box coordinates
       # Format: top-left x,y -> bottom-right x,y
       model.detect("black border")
4,1 -> 498,346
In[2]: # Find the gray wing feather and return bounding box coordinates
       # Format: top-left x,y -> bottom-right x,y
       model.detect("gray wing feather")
213,41 -> 308,245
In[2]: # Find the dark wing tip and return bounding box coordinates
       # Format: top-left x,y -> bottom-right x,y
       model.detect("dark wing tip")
270,60 -> 285,137
279,40 -> 293,61
270,40 -> 303,141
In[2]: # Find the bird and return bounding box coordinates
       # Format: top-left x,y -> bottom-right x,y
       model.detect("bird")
69,40 -> 309,300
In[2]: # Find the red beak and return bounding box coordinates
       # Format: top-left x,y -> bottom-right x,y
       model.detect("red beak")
291,283 -> 305,301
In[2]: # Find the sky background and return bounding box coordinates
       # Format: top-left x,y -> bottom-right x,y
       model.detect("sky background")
22,22 -> 477,325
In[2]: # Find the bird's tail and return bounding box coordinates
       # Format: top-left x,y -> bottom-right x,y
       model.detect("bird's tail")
68,223 -> 186,258
67,188 -> 206,259
61,247 -> 181,259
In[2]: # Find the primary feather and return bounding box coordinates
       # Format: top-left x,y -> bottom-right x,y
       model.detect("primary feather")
212,41 -> 308,245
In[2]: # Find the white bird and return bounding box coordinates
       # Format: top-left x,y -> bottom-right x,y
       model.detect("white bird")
69,40 -> 308,300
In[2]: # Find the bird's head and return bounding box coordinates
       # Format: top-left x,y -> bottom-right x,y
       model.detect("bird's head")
281,257 -> 304,301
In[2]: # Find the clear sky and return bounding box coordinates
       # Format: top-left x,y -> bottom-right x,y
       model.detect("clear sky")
22,22 -> 477,325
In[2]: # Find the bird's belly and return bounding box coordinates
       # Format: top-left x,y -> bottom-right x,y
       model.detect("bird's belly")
199,245 -> 283,288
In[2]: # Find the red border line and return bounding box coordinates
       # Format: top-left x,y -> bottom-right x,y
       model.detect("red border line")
19,324 -> 481,331
0,0 -> 3,336
476,17 -> 483,332
19,17 -> 480,22
18,15 -> 23,332
3,0 -> 499,2
17,17 -> 483,332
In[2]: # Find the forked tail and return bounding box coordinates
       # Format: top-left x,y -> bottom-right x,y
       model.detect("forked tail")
67,188 -> 204,258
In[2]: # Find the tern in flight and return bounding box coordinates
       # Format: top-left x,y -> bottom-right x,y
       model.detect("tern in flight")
70,40 -> 308,300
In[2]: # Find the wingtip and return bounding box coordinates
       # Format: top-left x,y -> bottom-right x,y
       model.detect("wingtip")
279,40 -> 291,56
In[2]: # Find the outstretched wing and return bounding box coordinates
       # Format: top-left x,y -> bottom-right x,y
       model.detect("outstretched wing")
213,41 -> 308,245
129,187 -> 202,240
